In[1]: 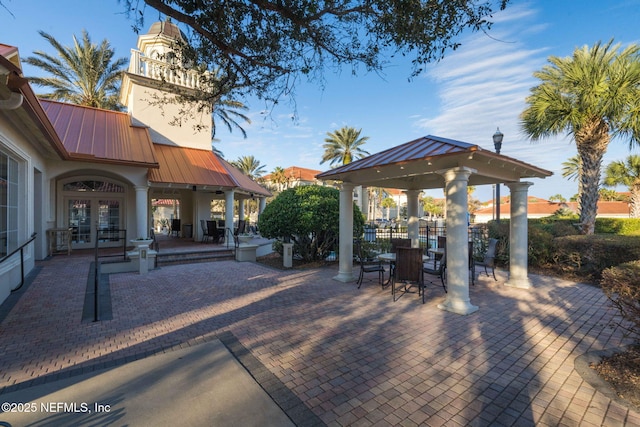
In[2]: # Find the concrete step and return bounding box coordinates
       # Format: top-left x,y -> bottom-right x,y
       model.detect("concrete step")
156,249 -> 235,266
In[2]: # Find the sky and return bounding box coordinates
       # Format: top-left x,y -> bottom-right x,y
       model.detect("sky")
2,0 -> 640,203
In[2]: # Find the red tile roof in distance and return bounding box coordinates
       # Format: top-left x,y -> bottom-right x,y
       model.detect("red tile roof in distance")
40,100 -> 158,167
263,166 -> 322,182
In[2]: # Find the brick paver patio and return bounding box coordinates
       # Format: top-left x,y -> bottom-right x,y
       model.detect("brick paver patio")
1,253 -> 639,426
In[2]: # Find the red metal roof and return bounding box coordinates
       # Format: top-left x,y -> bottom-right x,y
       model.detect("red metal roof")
318,135 -> 473,176
316,135 -> 553,190
219,157 -> 272,197
40,100 -> 158,167
0,44 -> 19,67
0,49 -> 68,160
149,144 -> 237,187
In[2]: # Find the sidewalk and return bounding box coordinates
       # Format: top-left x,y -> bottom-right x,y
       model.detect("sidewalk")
1,253 -> 639,426
0,338 -> 294,426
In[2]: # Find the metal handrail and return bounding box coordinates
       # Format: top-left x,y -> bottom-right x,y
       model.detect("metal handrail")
224,227 -> 239,249
2,232 -> 38,292
92,226 -> 127,322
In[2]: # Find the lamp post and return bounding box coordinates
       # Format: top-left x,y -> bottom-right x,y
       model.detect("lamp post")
493,128 -> 504,224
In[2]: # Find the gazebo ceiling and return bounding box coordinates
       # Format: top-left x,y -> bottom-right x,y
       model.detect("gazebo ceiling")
316,135 -> 552,190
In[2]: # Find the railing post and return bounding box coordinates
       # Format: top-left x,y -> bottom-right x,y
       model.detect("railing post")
20,247 -> 24,289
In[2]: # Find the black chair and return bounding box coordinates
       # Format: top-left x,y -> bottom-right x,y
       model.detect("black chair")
355,240 -> 385,289
201,219 -> 212,243
436,235 -> 446,261
392,247 -> 423,302
170,219 -> 181,237
389,238 -> 410,278
474,238 -> 498,282
232,220 -> 247,248
206,220 -> 222,244
422,250 -> 447,297
468,241 -> 475,286
217,219 -> 226,243
390,238 -> 411,253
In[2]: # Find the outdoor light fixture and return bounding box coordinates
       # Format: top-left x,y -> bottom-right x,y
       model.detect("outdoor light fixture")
492,128 -> 504,224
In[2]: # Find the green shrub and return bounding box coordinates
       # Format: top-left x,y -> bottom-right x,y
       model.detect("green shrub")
553,235 -> 640,282
258,185 -> 365,262
487,218 -> 640,282
595,218 -> 640,235
601,261 -> 640,340
527,226 -> 555,266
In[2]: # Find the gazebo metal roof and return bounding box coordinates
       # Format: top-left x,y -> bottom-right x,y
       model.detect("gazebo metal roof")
316,135 -> 552,189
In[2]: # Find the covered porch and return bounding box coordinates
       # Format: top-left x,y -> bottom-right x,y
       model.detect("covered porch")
316,135 -> 552,315
147,144 -> 271,243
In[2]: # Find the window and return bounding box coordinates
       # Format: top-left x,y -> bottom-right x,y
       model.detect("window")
0,151 -> 18,257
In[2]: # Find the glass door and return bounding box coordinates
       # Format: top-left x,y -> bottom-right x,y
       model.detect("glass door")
68,199 -> 92,244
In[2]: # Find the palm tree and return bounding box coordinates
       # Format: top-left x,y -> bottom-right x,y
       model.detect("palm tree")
232,155 -> 266,180
381,197 -> 397,220
269,166 -> 289,191
520,40 -> 640,234
321,126 -> 370,166
561,155 -> 583,198
213,97 -> 251,139
25,30 -> 127,110
548,194 -> 567,203
604,155 -> 640,217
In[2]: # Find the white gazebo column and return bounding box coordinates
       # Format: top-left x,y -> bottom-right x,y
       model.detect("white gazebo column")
334,182 -> 356,283
134,185 -> 149,239
361,186 -> 370,221
437,167 -> 477,315
259,197 -> 266,214
224,190 -> 234,239
405,190 -> 421,248
506,182 -> 534,289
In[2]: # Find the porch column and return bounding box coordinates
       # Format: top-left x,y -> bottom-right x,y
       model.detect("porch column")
238,199 -> 245,222
224,190 -> 234,239
405,190 -> 420,248
437,167 -> 477,315
506,182 -> 533,289
259,197 -> 266,214
134,185 -> 149,239
334,182 -> 356,283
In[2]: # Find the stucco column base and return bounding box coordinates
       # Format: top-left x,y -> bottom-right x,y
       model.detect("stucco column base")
505,277 -> 532,289
333,272 -> 357,283
437,299 -> 478,315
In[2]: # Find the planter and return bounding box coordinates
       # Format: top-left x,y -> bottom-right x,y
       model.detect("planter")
131,239 -> 153,248
237,235 -> 253,244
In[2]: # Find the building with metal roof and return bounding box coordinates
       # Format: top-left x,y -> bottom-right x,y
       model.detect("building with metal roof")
0,21 -> 270,301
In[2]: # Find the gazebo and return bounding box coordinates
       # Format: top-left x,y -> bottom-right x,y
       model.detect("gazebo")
316,135 -> 553,315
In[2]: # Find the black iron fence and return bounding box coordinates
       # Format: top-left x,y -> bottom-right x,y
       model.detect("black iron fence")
361,223 -> 489,260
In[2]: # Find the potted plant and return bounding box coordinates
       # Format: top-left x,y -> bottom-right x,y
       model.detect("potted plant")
131,237 -> 153,248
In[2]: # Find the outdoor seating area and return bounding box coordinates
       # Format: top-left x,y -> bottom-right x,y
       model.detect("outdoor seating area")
355,227 -> 494,304
1,252 -> 637,426
201,219 -> 224,244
